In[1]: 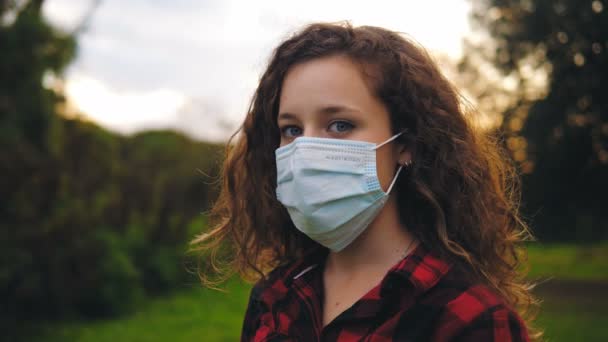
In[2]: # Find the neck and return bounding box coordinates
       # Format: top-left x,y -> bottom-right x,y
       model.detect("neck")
325,194 -> 417,274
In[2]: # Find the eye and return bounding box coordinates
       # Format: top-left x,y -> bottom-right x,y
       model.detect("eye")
280,125 -> 303,138
328,120 -> 354,133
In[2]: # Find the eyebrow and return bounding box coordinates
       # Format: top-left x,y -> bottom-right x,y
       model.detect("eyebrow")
277,105 -> 361,120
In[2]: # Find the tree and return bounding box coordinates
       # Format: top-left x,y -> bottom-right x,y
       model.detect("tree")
1,1 -> 224,323
0,0 -> 75,152
462,0 -> 608,241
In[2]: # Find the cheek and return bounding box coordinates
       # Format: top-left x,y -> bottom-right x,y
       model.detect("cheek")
375,148 -> 398,192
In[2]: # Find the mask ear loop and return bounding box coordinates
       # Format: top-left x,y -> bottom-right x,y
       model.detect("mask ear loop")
374,130 -> 407,150
385,164 -> 403,194
375,129 -> 409,194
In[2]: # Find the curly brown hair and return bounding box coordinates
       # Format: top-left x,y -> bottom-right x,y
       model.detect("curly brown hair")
192,21 -> 541,339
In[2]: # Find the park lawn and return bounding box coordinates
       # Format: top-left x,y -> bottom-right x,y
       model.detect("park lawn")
536,297 -> 608,342
23,279 -> 252,342
525,241 -> 608,281
22,242 -> 608,341
525,241 -> 608,341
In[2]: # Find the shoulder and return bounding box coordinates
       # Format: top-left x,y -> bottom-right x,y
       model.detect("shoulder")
240,261 -> 300,342
247,247 -> 326,304
240,250 -> 325,341
248,261 -> 295,302
424,268 -> 530,341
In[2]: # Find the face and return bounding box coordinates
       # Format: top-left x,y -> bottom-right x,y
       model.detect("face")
277,54 -> 410,192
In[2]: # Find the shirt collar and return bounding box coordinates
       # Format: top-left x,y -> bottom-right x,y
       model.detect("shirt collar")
283,241 -> 453,296
385,241 -> 453,296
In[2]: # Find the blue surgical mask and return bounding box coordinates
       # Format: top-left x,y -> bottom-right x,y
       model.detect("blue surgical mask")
275,131 -> 405,252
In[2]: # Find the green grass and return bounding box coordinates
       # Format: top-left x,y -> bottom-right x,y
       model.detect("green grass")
18,243 -> 608,341
536,297 -> 608,342
525,241 -> 608,341
526,241 -> 608,281
22,279 -> 252,342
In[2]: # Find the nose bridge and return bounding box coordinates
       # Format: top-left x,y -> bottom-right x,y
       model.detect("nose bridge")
303,129 -> 323,138
302,121 -> 325,138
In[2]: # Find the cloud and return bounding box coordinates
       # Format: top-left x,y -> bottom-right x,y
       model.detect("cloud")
65,73 -> 186,132
44,0 -> 471,142
170,97 -> 240,142
65,73 -> 238,142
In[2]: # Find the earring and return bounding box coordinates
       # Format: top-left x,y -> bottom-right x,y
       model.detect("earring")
402,159 -> 413,168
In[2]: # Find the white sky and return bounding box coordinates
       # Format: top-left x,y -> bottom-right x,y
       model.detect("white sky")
43,0 -> 472,142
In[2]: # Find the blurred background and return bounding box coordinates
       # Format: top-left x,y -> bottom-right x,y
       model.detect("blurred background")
1,0 -> 606,341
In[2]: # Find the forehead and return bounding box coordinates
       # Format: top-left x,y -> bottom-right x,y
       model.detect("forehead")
278,55 -> 381,115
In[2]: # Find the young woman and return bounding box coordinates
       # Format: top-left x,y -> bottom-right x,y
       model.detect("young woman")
193,22 -> 540,341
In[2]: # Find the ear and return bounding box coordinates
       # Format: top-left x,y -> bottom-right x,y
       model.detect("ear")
396,143 -> 412,166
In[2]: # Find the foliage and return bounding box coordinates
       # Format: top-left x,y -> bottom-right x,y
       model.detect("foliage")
0,1 -> 224,319
462,0 -> 608,241
16,279 -> 251,342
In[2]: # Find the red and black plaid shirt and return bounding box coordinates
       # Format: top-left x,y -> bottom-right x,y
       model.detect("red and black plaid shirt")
240,242 -> 530,341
